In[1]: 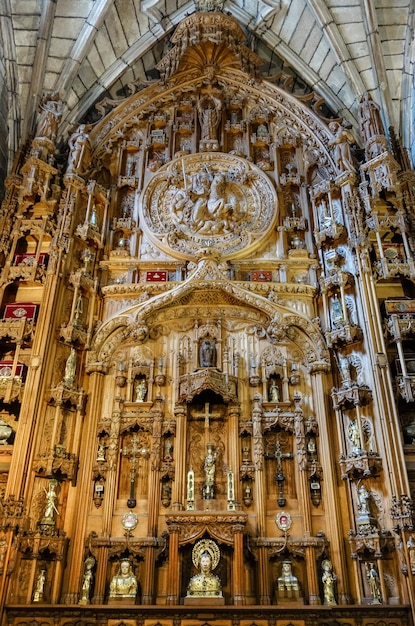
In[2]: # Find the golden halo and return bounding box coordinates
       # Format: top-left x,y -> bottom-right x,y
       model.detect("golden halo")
192,539 -> 220,570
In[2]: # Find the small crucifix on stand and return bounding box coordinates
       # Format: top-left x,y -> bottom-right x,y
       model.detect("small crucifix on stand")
122,433 -> 149,508
274,438 -> 293,507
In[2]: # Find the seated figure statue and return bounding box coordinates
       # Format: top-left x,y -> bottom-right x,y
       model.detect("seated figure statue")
277,560 -> 300,601
109,559 -> 138,601
186,539 -> 223,600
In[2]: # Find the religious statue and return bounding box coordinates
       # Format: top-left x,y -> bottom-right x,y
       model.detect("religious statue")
135,378 -> 147,402
197,93 -> 222,141
358,92 -> 384,143
63,347 -> 77,388
199,338 -> 216,368
109,559 -> 138,600
328,121 -> 355,173
366,562 -> 382,604
338,354 -> 352,387
66,124 -> 91,174
277,560 -> 300,600
35,92 -> 62,140
79,556 -> 95,605
408,535 -> 415,575
186,539 -> 223,598
321,559 -> 337,605
330,295 -> 344,325
348,420 -> 362,453
357,484 -> 370,515
33,568 -> 46,602
41,479 -> 59,526
203,444 -> 217,499
268,379 -> 280,402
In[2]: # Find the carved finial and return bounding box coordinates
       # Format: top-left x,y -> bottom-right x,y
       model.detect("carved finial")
195,0 -> 225,11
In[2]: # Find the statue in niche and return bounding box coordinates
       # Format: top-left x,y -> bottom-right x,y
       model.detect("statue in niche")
63,347 -> 77,388
328,121 -> 355,173
66,124 -> 91,174
35,92 -> 62,140
33,568 -> 46,602
366,562 -> 382,604
277,560 -> 300,600
199,338 -> 216,367
197,93 -> 222,141
203,444 -> 217,499
330,295 -> 344,325
268,379 -> 280,402
79,556 -> 95,605
348,420 -> 363,453
109,559 -> 138,600
357,484 -> 370,515
358,92 -> 384,143
321,559 -> 337,605
135,378 -> 147,402
187,539 -> 223,598
407,535 -> 415,574
41,479 -> 59,525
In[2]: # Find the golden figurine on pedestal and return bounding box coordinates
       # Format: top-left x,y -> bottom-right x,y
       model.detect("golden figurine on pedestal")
186,539 -> 223,601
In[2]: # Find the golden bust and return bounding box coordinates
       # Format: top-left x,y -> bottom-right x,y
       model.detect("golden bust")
109,559 -> 138,599
187,539 -> 222,598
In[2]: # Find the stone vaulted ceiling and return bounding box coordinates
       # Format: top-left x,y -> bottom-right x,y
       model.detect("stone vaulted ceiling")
1,0 -> 414,169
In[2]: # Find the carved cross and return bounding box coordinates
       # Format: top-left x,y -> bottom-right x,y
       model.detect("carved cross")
122,433 -> 148,509
274,439 -> 293,507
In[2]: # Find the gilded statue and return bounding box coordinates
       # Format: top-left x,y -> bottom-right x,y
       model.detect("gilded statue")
79,556 -> 95,605
197,93 -> 222,141
67,124 -> 91,174
35,92 -> 62,140
277,560 -> 300,601
187,539 -> 223,598
109,559 -> 138,600
321,559 -> 337,605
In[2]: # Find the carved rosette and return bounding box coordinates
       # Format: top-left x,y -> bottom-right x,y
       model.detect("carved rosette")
141,153 -> 277,260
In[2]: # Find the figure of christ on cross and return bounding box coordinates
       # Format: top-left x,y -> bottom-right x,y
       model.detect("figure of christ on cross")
122,433 -> 148,508
192,402 -> 222,500
274,438 -> 293,507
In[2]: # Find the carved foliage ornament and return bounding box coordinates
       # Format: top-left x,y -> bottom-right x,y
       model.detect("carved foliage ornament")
141,153 -> 277,260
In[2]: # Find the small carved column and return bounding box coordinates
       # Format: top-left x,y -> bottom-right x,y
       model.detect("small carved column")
252,395 -> 270,604
172,405 -> 186,510
310,363 -> 351,604
233,523 -> 245,605
228,404 -> 240,503
142,545 -> 156,604
92,547 -> 109,604
166,525 -> 180,605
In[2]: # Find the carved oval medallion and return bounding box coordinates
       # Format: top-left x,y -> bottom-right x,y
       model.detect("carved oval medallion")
140,153 -> 277,259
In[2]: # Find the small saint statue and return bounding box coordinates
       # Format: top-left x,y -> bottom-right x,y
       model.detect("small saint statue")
135,378 -> 147,402
321,559 -> 337,605
199,338 -> 216,367
41,479 -> 59,526
186,539 -> 223,599
407,535 -> 415,575
63,347 -> 77,388
109,559 -> 138,601
79,556 -> 95,605
33,568 -> 46,602
203,444 -> 217,499
277,560 -> 300,600
366,562 -> 382,604
348,420 -> 362,454
268,379 -> 280,402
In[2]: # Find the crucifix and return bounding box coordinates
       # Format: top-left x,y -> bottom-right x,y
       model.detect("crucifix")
274,438 -> 293,507
122,433 -> 148,509
192,402 -> 221,500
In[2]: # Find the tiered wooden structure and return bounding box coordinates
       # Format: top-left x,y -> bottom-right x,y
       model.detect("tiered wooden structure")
0,6 -> 414,626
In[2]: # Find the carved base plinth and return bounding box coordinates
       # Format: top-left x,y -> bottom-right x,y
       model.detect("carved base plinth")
339,451 -> 382,479
331,384 -> 372,409
326,324 -> 363,348
107,597 -> 137,605
184,597 -> 225,605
